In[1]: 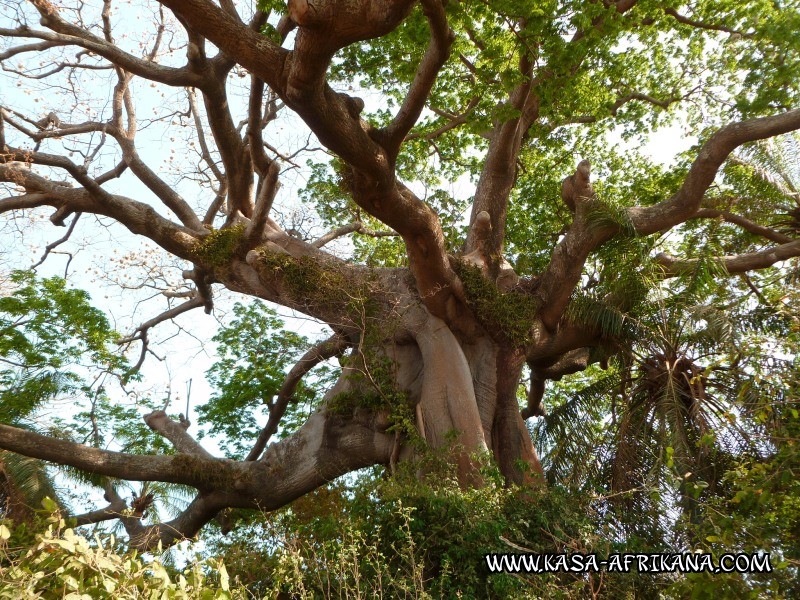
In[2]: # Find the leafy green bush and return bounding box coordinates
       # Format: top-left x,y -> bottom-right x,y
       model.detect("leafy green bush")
207,463 -> 667,599
0,510 -> 246,599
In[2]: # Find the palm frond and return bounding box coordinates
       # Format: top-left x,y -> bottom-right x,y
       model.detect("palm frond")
0,450 -> 61,520
533,373 -> 620,484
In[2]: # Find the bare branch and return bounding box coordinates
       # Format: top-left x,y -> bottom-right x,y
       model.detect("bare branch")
0,39 -> 67,61
30,212 -> 81,269
690,208 -> 793,244
0,164 -> 200,258
245,160 -> 279,247
312,221 -> 398,248
247,333 -> 352,461
157,0 -> 393,182
203,185 -> 227,225
246,76 -> 270,176
0,137 -> 114,200
3,0 -> 204,87
187,87 -> 224,184
95,160 -> 128,185
72,481 -> 129,526
193,75 -> 254,219
113,134 -> 204,230
119,295 -> 206,371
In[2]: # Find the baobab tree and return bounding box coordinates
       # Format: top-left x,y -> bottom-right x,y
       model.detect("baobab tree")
1,0 -> 799,551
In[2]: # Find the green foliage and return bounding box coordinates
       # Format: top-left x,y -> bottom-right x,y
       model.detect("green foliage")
4,0 -> 800,594
198,300 -> 319,458
532,276 -> 800,597
666,381 -> 800,598
0,270 -> 127,421
0,271 -> 142,520
0,508 -> 245,599
329,322 -> 420,443
207,465 -> 651,599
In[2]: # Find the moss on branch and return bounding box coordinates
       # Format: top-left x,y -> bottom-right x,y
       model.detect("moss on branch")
252,249 -> 373,316
192,225 -> 246,267
452,260 -> 539,346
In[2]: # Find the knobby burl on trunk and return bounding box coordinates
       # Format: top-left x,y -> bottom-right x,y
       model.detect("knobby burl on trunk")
1,0 -> 800,549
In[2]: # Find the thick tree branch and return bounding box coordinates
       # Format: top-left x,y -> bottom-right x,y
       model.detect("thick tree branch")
629,109 -> 800,235
144,410 -> 215,459
113,133 -> 204,230
246,76 -> 271,176
381,0 -> 454,157
72,481 -> 129,526
0,422 -> 236,487
522,349 -> 592,419
155,0 -> 465,324
187,88 -> 224,184
536,110 -> 800,331
655,239 -> 800,276
0,39 -> 66,60
0,164 -> 200,258
245,160 -> 279,247
194,73 -> 254,219
127,492 -> 235,550
465,57 -> 537,255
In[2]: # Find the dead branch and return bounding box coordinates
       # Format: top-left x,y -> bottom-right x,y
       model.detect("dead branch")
144,410 -> 215,459
30,212 -> 81,269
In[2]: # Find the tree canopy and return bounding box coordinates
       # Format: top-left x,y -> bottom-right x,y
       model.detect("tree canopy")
1,0 -> 799,595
